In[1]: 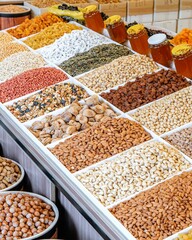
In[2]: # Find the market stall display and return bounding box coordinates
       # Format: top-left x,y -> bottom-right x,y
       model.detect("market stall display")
0,8 -> 192,240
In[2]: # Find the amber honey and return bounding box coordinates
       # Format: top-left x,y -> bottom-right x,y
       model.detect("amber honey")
172,44 -> 192,78
148,34 -> 172,67
127,24 -> 149,56
105,15 -> 127,43
84,10 -> 104,34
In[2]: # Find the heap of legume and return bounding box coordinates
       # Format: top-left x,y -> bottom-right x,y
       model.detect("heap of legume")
0,67 -> 68,103
23,22 -> 82,50
163,127 -> 192,158
7,83 -> 89,122
110,171 -> 192,240
7,12 -> 63,39
101,69 -> 192,112
37,29 -> 113,65
49,118 -> 152,173
77,55 -> 158,93
0,157 -> 21,190
0,32 -> 14,44
0,193 -> 55,239
130,87 -> 192,135
77,141 -> 190,206
176,230 -> 192,240
0,51 -> 46,83
0,42 -> 29,61
59,43 -> 132,76
30,0 -> 59,7
28,95 -> 118,145
0,5 -> 27,12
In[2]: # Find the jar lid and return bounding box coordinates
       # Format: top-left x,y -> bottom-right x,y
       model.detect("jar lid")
104,15 -> 121,25
148,33 -> 167,45
172,44 -> 192,56
127,24 -> 144,35
81,5 -> 97,14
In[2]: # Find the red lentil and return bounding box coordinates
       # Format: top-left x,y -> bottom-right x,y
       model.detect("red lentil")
0,67 -> 68,103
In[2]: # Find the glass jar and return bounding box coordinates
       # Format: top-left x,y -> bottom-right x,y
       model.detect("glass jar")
127,24 -> 150,56
148,33 -> 173,67
172,44 -> 192,78
105,15 -> 127,43
83,5 -> 104,34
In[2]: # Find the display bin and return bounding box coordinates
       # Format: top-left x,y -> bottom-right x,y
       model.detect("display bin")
97,0 -> 127,18
154,0 -> 179,21
127,0 -> 153,24
58,0 -> 99,9
179,0 -> 192,19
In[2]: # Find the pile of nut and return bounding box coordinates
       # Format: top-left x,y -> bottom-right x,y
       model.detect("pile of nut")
77,55 -> 158,93
101,69 -> 192,112
164,126 -> 192,158
7,83 -> 89,123
110,170 -> 192,240
77,141 -> 191,206
0,193 -> 55,239
49,118 -> 152,173
28,95 -> 118,145
176,229 -> 192,240
0,157 -> 21,190
130,87 -> 192,135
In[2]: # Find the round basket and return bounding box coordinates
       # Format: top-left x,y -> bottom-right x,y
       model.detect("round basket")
0,191 -> 59,239
0,5 -> 31,30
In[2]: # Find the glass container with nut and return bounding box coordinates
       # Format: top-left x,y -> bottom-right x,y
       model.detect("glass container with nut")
148,33 -> 173,67
127,24 -> 150,56
82,5 -> 104,34
172,44 -> 192,78
105,15 -> 127,43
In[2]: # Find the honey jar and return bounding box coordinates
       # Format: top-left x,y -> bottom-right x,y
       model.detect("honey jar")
172,44 -> 192,78
148,33 -> 173,67
82,5 -> 104,34
127,24 -> 149,56
105,15 -> 127,43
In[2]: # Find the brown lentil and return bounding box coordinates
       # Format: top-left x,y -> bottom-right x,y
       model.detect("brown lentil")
23,22 -> 82,50
77,141 -> 191,206
101,69 -> 192,112
0,32 -> 14,44
0,193 -> 55,239
7,83 -> 89,122
0,51 -> 46,83
110,171 -> 192,240
0,67 -> 68,103
28,95 -> 118,145
30,0 -> 59,8
59,43 -> 132,77
164,127 -> 192,158
77,55 -> 158,93
0,42 -> 29,62
130,87 -> 192,135
7,12 -> 63,39
0,157 -> 21,191
49,118 -> 152,173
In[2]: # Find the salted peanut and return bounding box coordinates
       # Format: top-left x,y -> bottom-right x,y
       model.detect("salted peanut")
77,141 -> 191,206
110,171 -> 192,240
49,118 -> 152,172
